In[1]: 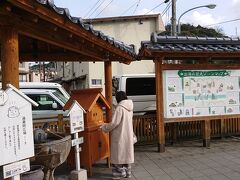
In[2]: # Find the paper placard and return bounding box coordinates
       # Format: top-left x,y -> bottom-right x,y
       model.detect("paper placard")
72,137 -> 84,146
3,159 -> 30,178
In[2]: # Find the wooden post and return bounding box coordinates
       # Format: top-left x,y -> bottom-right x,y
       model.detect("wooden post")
58,114 -> 64,132
104,61 -> 112,123
155,59 -> 165,152
104,61 -> 112,168
220,117 -> 225,138
202,120 -> 211,147
171,123 -> 177,144
1,27 -> 19,90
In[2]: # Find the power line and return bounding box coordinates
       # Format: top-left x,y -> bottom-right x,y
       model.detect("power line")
121,1 -> 139,16
95,0 -> 114,17
162,1 -> 171,16
145,3 -> 163,15
88,0 -> 108,18
206,18 -> 240,27
84,0 -> 102,18
144,0 -> 169,15
132,0 -> 141,15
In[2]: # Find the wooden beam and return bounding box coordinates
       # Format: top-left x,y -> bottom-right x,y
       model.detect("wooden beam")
161,64 -> 240,70
104,61 -> 112,123
150,51 -> 240,59
18,52 -> 102,62
0,14 -> 107,62
164,114 -> 240,123
5,0 -> 135,62
139,48 -> 240,60
154,58 -> 165,152
1,26 -> 19,89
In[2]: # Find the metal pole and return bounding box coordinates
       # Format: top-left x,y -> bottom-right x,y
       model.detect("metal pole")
177,4 -> 216,34
74,132 -> 81,171
171,0 -> 177,36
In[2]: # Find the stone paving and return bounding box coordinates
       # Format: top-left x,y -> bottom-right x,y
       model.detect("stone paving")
55,137 -> 240,180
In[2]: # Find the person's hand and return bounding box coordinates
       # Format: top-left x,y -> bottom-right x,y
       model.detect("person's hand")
98,124 -> 104,131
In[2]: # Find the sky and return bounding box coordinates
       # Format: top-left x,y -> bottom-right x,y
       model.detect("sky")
54,0 -> 240,37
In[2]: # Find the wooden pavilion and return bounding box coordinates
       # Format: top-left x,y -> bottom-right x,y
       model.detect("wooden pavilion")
0,0 -> 136,122
139,33 -> 240,152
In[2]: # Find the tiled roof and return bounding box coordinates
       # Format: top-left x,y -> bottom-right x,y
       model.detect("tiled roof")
36,0 -> 136,56
141,33 -> 240,52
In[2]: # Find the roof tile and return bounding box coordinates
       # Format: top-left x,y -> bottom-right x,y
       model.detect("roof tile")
35,0 -> 136,56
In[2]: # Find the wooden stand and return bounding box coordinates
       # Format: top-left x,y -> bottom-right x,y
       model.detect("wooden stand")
64,88 -> 111,176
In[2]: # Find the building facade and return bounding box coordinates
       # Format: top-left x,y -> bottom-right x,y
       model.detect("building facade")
0,62 -> 29,82
55,14 -> 165,93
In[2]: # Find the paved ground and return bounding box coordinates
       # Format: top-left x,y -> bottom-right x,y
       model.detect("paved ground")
55,137 -> 240,180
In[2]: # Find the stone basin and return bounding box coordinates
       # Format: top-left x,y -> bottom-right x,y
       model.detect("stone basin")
33,133 -> 71,180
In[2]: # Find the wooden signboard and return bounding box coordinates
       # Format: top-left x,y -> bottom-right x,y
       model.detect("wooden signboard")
164,70 -> 240,119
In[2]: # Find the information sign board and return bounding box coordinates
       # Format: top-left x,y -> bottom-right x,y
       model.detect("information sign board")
67,101 -> 85,134
164,70 -> 240,118
0,85 -> 37,166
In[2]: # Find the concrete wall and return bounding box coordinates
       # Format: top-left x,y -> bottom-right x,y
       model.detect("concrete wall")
55,14 -> 165,92
0,62 -> 29,82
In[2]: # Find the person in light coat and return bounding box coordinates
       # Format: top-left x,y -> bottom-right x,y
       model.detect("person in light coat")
101,91 -> 134,179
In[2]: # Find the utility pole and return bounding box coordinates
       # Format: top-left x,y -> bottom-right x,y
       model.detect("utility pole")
171,0 -> 177,36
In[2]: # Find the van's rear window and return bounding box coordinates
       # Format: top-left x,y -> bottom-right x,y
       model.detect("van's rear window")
126,77 -> 155,96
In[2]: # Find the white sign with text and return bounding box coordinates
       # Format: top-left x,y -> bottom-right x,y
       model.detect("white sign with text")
0,86 -> 37,166
3,159 -> 30,178
68,101 -> 85,134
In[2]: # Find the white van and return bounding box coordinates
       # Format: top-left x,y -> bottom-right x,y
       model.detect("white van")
112,74 -> 156,114
0,82 -> 70,120
0,82 -> 70,99
19,82 -> 70,99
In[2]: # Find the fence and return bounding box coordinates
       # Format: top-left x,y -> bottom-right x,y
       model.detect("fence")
33,114 -> 240,144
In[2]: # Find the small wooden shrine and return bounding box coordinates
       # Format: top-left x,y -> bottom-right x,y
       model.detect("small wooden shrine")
64,88 -> 110,176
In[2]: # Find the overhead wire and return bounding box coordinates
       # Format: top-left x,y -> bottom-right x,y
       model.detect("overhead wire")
121,1 -> 139,16
87,0 -> 108,18
206,18 -> 240,27
144,0 -> 169,15
95,0 -> 114,17
84,0 -> 102,18
132,0 -> 142,15
162,1 -> 171,16
165,5 -> 170,25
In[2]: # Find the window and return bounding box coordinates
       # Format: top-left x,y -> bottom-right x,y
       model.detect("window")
92,79 -> 102,85
19,62 -> 25,68
26,94 -> 62,110
112,77 -> 120,96
52,90 -> 68,104
19,75 -> 27,82
126,77 -> 155,96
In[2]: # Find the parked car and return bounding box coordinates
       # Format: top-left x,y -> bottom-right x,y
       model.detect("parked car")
0,82 -> 70,100
19,82 -> 70,99
112,74 -> 156,114
20,89 -> 68,120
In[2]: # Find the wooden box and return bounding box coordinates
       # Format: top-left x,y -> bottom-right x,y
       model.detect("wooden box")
64,88 -> 110,176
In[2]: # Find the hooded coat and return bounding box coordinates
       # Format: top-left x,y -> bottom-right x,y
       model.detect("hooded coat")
101,99 -> 134,164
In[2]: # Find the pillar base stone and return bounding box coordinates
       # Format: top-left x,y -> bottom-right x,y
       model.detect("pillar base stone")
158,143 -> 165,153
203,139 -> 210,147
70,169 -> 87,180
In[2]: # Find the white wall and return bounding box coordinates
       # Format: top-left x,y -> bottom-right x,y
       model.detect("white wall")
55,15 -> 165,92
